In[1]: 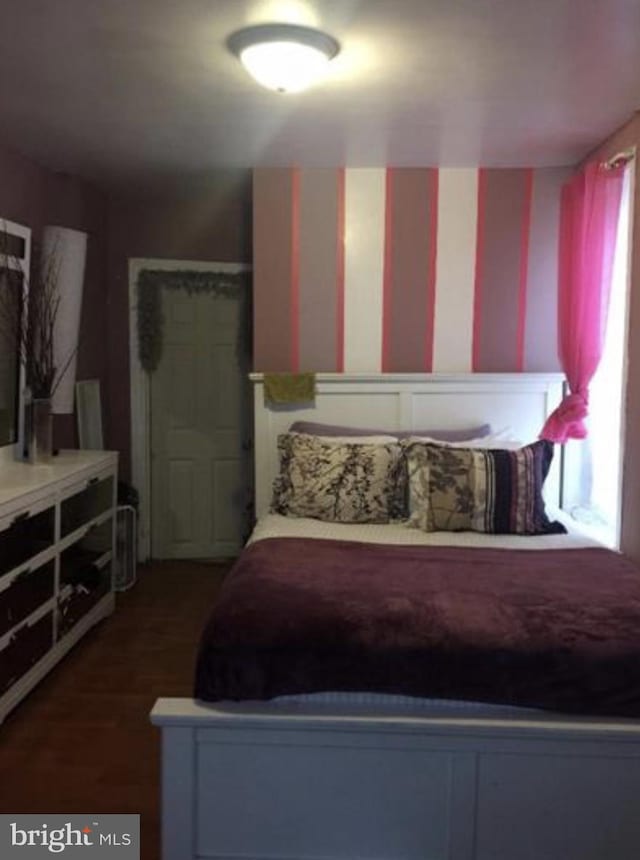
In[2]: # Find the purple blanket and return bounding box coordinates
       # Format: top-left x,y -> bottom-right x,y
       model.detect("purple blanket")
194,537 -> 640,716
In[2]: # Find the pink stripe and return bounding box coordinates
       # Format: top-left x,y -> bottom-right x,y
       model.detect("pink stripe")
517,169 -> 534,371
381,168 -> 394,372
424,169 -> 439,371
336,168 -> 345,372
472,169 -> 487,371
290,168 -> 300,372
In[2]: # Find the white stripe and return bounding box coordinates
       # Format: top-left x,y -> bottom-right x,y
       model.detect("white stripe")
343,169 -> 386,372
432,168 -> 478,372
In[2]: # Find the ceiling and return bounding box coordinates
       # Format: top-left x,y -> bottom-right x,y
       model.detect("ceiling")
1,0 -> 639,190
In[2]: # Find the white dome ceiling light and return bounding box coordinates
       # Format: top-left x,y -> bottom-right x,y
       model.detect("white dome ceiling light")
227,23 -> 340,93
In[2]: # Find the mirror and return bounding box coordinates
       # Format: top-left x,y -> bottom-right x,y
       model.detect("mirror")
76,379 -> 104,450
0,220 -> 30,451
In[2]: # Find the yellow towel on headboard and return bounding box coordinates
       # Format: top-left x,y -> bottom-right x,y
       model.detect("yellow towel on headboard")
263,373 -> 316,406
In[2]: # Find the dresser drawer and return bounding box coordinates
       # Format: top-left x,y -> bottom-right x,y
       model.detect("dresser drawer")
0,610 -> 53,695
60,473 -> 114,537
0,503 -> 55,577
60,516 -> 113,588
0,560 -> 55,638
57,568 -> 110,639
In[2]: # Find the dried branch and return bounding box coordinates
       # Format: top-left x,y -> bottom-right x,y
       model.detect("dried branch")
0,229 -> 71,399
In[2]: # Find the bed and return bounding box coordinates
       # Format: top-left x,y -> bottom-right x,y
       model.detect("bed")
151,373 -> 640,860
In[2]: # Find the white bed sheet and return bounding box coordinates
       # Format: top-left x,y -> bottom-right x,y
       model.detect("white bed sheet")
249,509 -> 601,550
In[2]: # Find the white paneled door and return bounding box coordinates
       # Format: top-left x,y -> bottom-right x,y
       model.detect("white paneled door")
150,288 -> 248,559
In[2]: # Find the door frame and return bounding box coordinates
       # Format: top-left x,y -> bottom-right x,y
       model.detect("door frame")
128,257 -> 251,561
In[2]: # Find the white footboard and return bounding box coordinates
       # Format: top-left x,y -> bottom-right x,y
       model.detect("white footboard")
151,697 -> 640,860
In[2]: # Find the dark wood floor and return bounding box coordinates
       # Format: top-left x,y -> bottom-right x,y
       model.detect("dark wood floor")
0,559 -> 232,860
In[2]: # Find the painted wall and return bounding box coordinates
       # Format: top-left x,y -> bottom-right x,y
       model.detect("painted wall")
588,111 -> 640,564
0,141 -> 108,449
253,167 -> 569,374
106,170 -> 252,479
0,146 -> 252,480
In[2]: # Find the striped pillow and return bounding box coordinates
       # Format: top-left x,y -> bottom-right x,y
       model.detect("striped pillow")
405,439 -> 566,535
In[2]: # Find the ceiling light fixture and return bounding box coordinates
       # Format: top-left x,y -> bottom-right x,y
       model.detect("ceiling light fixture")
227,23 -> 340,93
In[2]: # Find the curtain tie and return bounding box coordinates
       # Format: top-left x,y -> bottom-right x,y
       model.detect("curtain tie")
539,391 -> 589,443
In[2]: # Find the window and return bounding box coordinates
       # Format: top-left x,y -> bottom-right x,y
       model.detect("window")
565,163 -> 634,547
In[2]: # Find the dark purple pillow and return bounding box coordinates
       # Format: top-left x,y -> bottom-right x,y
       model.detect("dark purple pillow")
288,420 -> 491,442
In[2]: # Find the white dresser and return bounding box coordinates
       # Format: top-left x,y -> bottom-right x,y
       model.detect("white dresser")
0,450 -> 118,722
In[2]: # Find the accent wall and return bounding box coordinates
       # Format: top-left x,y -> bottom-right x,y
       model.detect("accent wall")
253,167 -> 569,374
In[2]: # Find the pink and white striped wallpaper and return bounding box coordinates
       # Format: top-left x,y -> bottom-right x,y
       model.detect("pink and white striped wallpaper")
253,166 -> 569,373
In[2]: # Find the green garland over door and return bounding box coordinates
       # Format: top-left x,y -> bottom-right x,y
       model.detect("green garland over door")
136,268 -> 251,374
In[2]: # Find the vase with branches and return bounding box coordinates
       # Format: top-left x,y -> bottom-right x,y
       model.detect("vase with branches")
0,232 -> 77,460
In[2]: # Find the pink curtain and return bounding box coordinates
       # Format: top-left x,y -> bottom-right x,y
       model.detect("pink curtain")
540,161 -> 625,443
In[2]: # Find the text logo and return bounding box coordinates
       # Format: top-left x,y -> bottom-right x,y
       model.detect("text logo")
1,815 -> 139,857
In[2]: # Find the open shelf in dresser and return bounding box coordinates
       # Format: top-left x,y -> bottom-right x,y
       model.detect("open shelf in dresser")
0,450 -> 118,721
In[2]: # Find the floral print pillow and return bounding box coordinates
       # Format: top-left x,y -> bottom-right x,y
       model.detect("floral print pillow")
272,433 -> 403,523
404,440 -> 566,535
405,443 -> 476,531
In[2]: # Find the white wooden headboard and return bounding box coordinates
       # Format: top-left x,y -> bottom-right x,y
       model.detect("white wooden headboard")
251,372 -> 565,518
